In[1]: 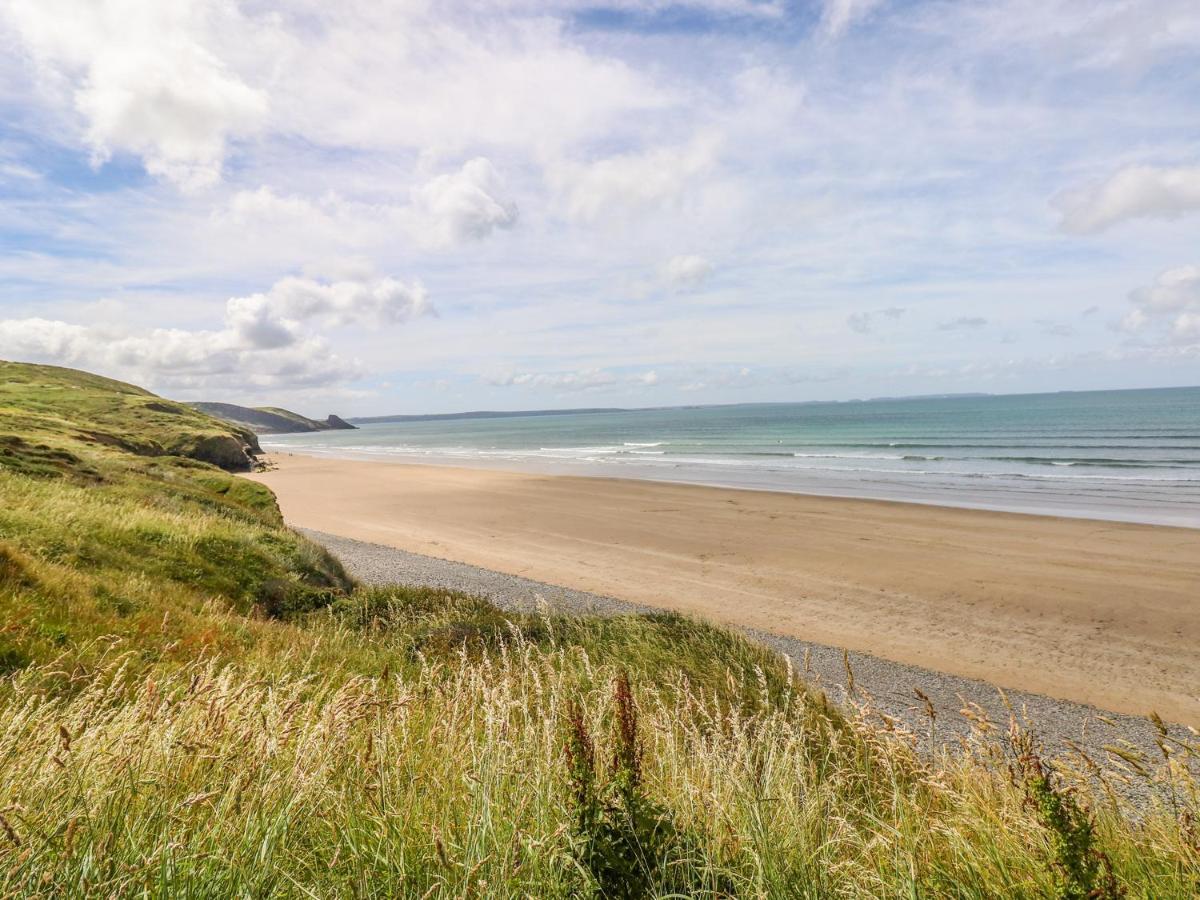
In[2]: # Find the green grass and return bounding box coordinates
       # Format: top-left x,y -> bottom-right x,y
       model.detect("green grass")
0,359 -> 1197,897
0,361 -> 263,472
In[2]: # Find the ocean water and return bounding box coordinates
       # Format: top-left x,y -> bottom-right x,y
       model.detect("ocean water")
262,387 -> 1200,527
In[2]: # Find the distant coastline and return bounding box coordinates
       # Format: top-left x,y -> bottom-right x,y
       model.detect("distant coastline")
351,406 -> 626,424
346,384 -> 1197,425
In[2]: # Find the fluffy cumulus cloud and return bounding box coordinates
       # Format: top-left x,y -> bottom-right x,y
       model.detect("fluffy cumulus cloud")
2,0 -> 268,190
411,158 -> 518,246
1122,266 -> 1200,343
0,275 -> 433,392
661,255 -> 714,290
0,316 -> 352,390
232,276 -> 433,331
1055,165 -> 1200,233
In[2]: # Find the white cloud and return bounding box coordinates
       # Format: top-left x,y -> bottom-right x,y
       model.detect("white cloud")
1128,265 -> 1200,314
216,187 -> 396,263
938,316 -> 988,330
551,138 -> 718,224
226,295 -> 299,350
240,276 -> 433,329
1172,313 -> 1200,341
507,0 -> 784,17
1,3 -> 667,190
1055,165 -> 1200,233
847,311 -> 872,334
412,158 -> 518,246
227,187 -> 329,224
2,0 -> 1200,408
218,160 -> 517,256
923,0 -> 1200,72
847,306 -> 905,334
1122,266 -> 1200,345
482,363 -> 840,398
487,368 -> 618,391
661,254 -> 714,290
0,317 -> 90,360
2,0 -> 268,190
0,274 -> 432,392
265,6 -> 667,159
0,316 -> 353,390
0,161 -> 41,183
677,365 -> 763,393
821,0 -> 886,38
485,367 -> 664,392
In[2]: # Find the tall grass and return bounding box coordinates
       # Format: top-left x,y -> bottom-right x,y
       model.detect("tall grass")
1,360 -> 1197,896
0,603 -> 1195,898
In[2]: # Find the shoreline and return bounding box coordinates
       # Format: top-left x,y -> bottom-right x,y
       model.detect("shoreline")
249,452 -> 1200,724
259,443 -> 1200,529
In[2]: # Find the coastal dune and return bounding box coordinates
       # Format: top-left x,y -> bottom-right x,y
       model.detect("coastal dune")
250,453 -> 1200,724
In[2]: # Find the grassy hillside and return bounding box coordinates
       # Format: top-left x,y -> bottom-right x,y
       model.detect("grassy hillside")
191,401 -> 355,434
0,360 -> 1197,897
1,362 -> 264,473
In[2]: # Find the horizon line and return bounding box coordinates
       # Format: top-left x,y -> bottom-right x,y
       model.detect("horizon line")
346,383 -> 1200,424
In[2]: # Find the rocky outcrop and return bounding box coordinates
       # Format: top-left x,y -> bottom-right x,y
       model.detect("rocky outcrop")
184,433 -> 262,472
324,414 -> 356,430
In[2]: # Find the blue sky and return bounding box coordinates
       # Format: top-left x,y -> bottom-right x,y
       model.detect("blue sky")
1,0 -> 1199,416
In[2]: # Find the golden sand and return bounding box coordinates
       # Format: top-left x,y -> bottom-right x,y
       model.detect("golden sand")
250,453 -> 1200,723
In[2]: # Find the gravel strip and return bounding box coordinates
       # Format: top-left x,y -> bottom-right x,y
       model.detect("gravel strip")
304,527 -> 1194,785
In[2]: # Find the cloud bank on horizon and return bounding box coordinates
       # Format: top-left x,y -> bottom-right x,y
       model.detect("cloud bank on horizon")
0,0 -> 1198,414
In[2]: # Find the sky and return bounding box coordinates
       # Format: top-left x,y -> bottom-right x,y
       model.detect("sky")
0,0 -> 1198,417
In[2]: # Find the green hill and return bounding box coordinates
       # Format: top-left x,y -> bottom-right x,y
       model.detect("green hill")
191,401 -> 357,434
0,360 -> 1194,897
1,362 -> 264,472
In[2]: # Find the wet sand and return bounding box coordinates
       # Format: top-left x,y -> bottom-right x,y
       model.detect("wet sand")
249,453 -> 1200,724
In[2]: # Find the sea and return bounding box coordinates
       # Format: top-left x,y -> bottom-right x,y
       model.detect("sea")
262,386 -> 1200,528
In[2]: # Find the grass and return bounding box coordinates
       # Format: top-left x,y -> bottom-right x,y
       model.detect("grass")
0,359 -> 1197,897
0,362 -> 263,472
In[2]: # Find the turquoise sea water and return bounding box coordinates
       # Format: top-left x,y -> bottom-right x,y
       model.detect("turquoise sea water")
263,387 -> 1200,527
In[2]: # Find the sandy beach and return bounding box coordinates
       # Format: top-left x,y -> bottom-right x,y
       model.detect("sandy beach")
249,453 -> 1200,724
